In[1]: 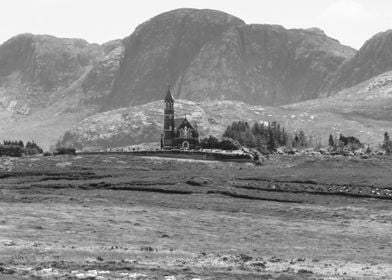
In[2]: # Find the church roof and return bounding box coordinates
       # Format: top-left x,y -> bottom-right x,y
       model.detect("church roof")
164,87 -> 174,102
174,118 -> 185,128
174,118 -> 197,130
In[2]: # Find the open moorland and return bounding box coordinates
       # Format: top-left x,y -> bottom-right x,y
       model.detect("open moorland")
0,154 -> 391,279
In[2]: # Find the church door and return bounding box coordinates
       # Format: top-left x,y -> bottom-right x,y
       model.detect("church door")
182,141 -> 190,150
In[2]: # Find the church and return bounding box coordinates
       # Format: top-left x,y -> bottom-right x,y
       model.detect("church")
161,88 -> 200,150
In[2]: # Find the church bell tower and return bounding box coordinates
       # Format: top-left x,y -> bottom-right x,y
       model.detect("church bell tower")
163,86 -> 175,149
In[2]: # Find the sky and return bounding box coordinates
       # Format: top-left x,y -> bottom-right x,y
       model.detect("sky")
0,0 -> 391,49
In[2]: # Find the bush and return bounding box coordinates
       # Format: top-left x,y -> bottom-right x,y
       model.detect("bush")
24,148 -> 42,155
54,147 -> 76,155
223,121 -> 296,152
43,152 -> 52,156
25,141 -> 43,153
201,136 -> 242,150
337,134 -> 362,151
200,136 -> 220,149
219,137 -> 241,150
0,145 -> 24,157
0,139 -> 44,157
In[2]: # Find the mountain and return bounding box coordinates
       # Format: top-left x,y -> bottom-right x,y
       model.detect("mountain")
1,8 -> 391,150
106,9 -> 355,108
174,26 -> 355,105
81,39 -> 124,105
105,9 -> 245,108
57,71 -> 392,150
0,34 -> 102,148
0,34 -> 125,148
325,29 -> 392,94
0,33 -> 102,113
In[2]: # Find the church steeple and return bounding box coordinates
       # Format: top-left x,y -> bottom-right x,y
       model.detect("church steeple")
162,85 -> 175,149
164,85 -> 174,103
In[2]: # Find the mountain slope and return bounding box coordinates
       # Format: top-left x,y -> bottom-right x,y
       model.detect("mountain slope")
0,33 -> 103,112
105,8 -> 245,109
58,71 -> 392,150
175,26 -> 355,105
105,9 -> 355,108
325,29 -> 392,94
0,34 -> 122,148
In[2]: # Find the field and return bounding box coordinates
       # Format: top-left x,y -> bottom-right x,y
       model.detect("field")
0,154 -> 391,279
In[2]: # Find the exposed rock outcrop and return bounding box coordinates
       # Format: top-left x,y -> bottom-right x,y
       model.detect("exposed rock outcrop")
105,9 -> 355,107
325,29 -> 392,94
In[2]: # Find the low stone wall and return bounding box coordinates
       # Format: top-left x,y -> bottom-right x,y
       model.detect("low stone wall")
79,150 -> 254,163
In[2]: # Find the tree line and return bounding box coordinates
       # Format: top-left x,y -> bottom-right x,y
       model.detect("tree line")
220,121 -> 312,152
0,139 -> 43,157
201,120 -> 392,155
200,121 -> 312,152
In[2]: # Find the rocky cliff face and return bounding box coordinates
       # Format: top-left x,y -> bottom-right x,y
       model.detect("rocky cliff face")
0,33 -> 129,148
0,34 -> 108,148
175,25 -> 355,105
106,9 -> 355,108
325,29 -> 392,94
81,40 -> 124,105
0,33 -> 103,114
105,8 -> 245,108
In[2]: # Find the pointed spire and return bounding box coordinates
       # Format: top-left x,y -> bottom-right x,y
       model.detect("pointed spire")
164,85 -> 174,102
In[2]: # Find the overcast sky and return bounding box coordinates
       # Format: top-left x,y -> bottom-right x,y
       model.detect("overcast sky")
1,0 -> 391,49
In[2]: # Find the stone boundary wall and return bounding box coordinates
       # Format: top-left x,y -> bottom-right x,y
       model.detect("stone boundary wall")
79,150 -> 254,163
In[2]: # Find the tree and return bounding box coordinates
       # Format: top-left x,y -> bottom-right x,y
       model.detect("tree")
267,130 -> 276,151
339,134 -> 362,151
55,147 -> 76,155
328,134 -> 334,147
200,136 -> 220,149
219,138 -> 241,150
383,132 -> 392,155
18,140 -> 24,147
224,120 -> 302,152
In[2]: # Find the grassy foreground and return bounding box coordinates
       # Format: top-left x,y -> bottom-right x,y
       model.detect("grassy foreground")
0,154 -> 391,279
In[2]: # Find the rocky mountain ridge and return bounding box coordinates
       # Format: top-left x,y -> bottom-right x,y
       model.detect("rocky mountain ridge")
106,9 -> 356,107
324,29 -> 392,94
0,34 -> 124,148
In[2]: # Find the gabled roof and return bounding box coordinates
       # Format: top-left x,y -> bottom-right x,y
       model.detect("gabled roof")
164,87 -> 174,102
174,118 -> 185,129
174,118 -> 197,130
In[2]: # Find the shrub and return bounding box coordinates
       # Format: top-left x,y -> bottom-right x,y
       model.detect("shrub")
54,147 -> 76,155
338,134 -> 362,151
0,139 -> 44,157
219,137 -> 241,150
382,132 -> 392,155
0,145 -> 24,157
25,141 -> 43,153
200,136 -> 220,149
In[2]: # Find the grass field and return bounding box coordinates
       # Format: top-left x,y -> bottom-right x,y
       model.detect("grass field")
0,154 -> 391,279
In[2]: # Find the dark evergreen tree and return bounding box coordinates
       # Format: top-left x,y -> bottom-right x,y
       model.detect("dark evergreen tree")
267,130 -> 276,151
383,132 -> 392,155
200,136 -> 220,149
223,120 -> 301,152
338,134 -> 362,151
328,134 -> 334,147
219,138 -> 241,150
